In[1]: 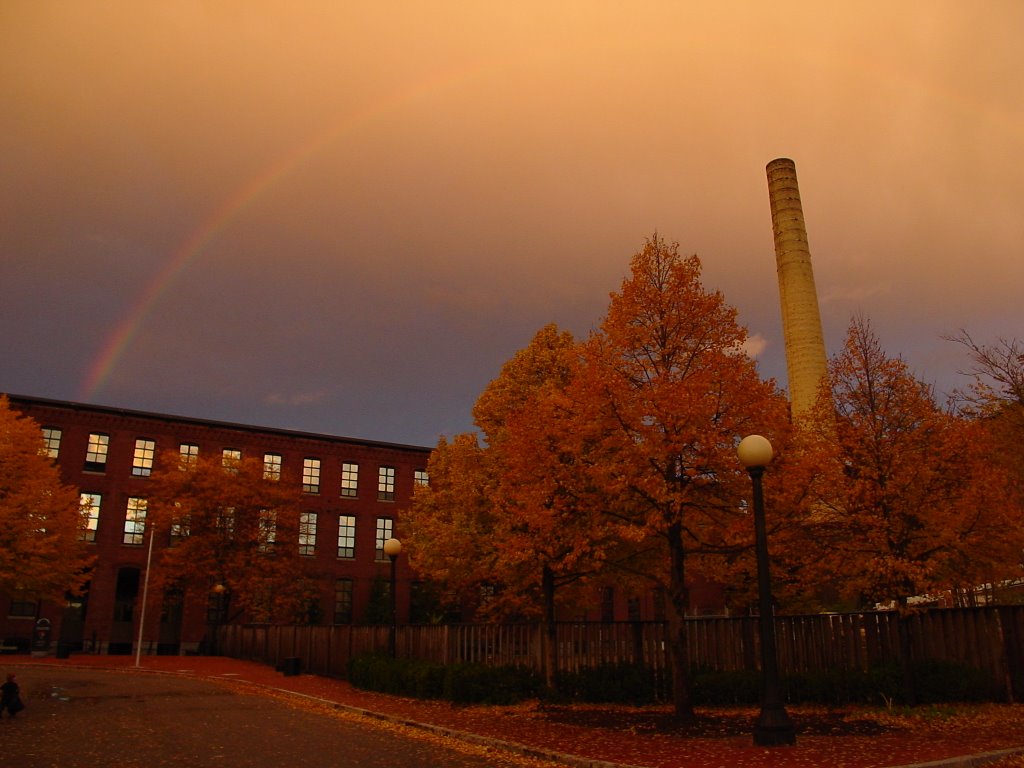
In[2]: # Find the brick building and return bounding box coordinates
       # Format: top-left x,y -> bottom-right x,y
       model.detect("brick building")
2,395 -> 431,655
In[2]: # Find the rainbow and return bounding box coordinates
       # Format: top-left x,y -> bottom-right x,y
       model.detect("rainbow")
79,60 -> 500,401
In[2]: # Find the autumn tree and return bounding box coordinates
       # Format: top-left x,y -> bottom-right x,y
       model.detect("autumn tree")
802,317 -> 1024,608
568,236 -> 792,719
946,330 -> 1024,491
145,452 -> 316,627
404,432 -> 499,616
406,325 -> 614,632
0,396 -> 94,602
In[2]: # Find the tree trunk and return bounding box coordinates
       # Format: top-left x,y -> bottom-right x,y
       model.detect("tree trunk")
666,524 -> 695,720
542,565 -> 557,691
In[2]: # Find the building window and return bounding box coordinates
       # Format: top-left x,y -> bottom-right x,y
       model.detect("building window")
375,517 -> 394,560
258,509 -> 276,552
263,453 -> 282,481
8,590 -> 37,619
334,578 -> 353,624
132,438 -> 156,477
170,501 -> 189,543
179,443 -> 199,469
341,462 -> 359,498
299,512 -> 317,556
84,433 -> 109,472
41,427 -> 62,459
377,466 -> 395,501
600,586 -> 615,622
337,515 -> 356,559
217,507 -> 235,539
222,448 -> 241,473
123,497 -> 147,545
80,493 -> 101,542
414,468 -> 429,487
302,457 -> 321,494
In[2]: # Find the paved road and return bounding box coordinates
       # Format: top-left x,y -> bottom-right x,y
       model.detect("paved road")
1,666 -> 557,768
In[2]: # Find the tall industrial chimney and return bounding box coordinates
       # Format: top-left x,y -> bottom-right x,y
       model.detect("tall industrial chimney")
766,158 -> 828,421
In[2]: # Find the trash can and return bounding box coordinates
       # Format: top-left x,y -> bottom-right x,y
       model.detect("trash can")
281,657 -> 301,676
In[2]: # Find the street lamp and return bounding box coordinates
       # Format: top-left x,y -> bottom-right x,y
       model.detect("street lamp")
737,435 -> 796,747
383,538 -> 402,657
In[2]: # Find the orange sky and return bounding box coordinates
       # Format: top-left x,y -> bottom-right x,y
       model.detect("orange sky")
2,1 -> 1021,444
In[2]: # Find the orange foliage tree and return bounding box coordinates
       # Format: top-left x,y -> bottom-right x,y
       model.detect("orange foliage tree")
567,236 -> 792,719
801,318 -> 1024,608
406,325 -> 615,628
0,396 -> 93,602
145,452 -> 316,625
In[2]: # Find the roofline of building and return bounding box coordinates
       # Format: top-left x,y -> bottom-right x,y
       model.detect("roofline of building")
3,393 -> 434,454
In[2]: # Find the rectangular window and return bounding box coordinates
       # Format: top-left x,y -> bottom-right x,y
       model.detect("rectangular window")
217,506 -> 235,538
377,465 -> 395,501
84,433 -> 110,472
375,517 -> 394,560
222,448 -> 241,473
170,501 -> 189,543
179,443 -> 199,469
8,592 -> 37,619
123,497 -> 147,545
258,509 -> 276,552
80,493 -> 101,542
414,468 -> 429,487
334,578 -> 353,624
263,453 -> 282,481
341,462 -> 359,498
302,457 -> 321,494
41,427 -> 62,459
337,515 -> 356,559
132,438 -> 156,477
299,512 -> 317,556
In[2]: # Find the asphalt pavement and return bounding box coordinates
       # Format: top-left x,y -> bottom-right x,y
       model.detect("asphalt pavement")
0,666 -> 562,768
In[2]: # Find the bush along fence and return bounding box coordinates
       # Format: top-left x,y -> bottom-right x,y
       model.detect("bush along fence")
217,605 -> 1024,706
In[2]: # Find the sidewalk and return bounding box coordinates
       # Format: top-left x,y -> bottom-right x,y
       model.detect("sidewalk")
8,655 -> 1023,768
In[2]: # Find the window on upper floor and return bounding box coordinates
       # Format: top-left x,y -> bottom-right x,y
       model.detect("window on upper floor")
132,438 -> 156,477
80,492 -> 101,542
414,468 -> 429,487
123,497 -> 147,545
302,457 -> 321,494
263,453 -> 282,481
375,517 -> 394,561
299,512 -> 317,556
377,465 -> 395,501
337,515 -> 356,559
41,427 -> 62,459
84,433 -> 110,473
179,443 -> 199,470
341,462 -> 358,498
222,448 -> 241,474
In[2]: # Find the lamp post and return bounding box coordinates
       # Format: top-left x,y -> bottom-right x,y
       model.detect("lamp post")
737,435 -> 796,746
383,537 -> 402,657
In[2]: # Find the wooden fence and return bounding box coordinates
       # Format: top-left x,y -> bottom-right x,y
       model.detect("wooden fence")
218,605 -> 1024,701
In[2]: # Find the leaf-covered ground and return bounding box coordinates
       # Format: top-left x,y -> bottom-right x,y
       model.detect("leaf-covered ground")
10,655 -> 1023,768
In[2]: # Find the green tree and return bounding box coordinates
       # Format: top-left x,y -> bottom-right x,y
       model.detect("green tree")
0,396 -> 93,602
145,452 -> 315,625
568,236 -> 792,719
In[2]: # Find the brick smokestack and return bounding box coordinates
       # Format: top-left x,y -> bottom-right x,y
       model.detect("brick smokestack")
766,158 -> 828,421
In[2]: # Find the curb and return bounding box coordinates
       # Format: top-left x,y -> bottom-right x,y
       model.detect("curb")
886,747 -> 1024,768
260,683 -> 646,768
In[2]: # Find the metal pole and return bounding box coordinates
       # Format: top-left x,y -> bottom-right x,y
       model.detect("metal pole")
134,519 -> 156,668
388,552 -> 398,657
749,464 -> 796,746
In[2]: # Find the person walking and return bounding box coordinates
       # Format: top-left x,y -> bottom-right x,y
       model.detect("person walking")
1,673 -> 24,718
